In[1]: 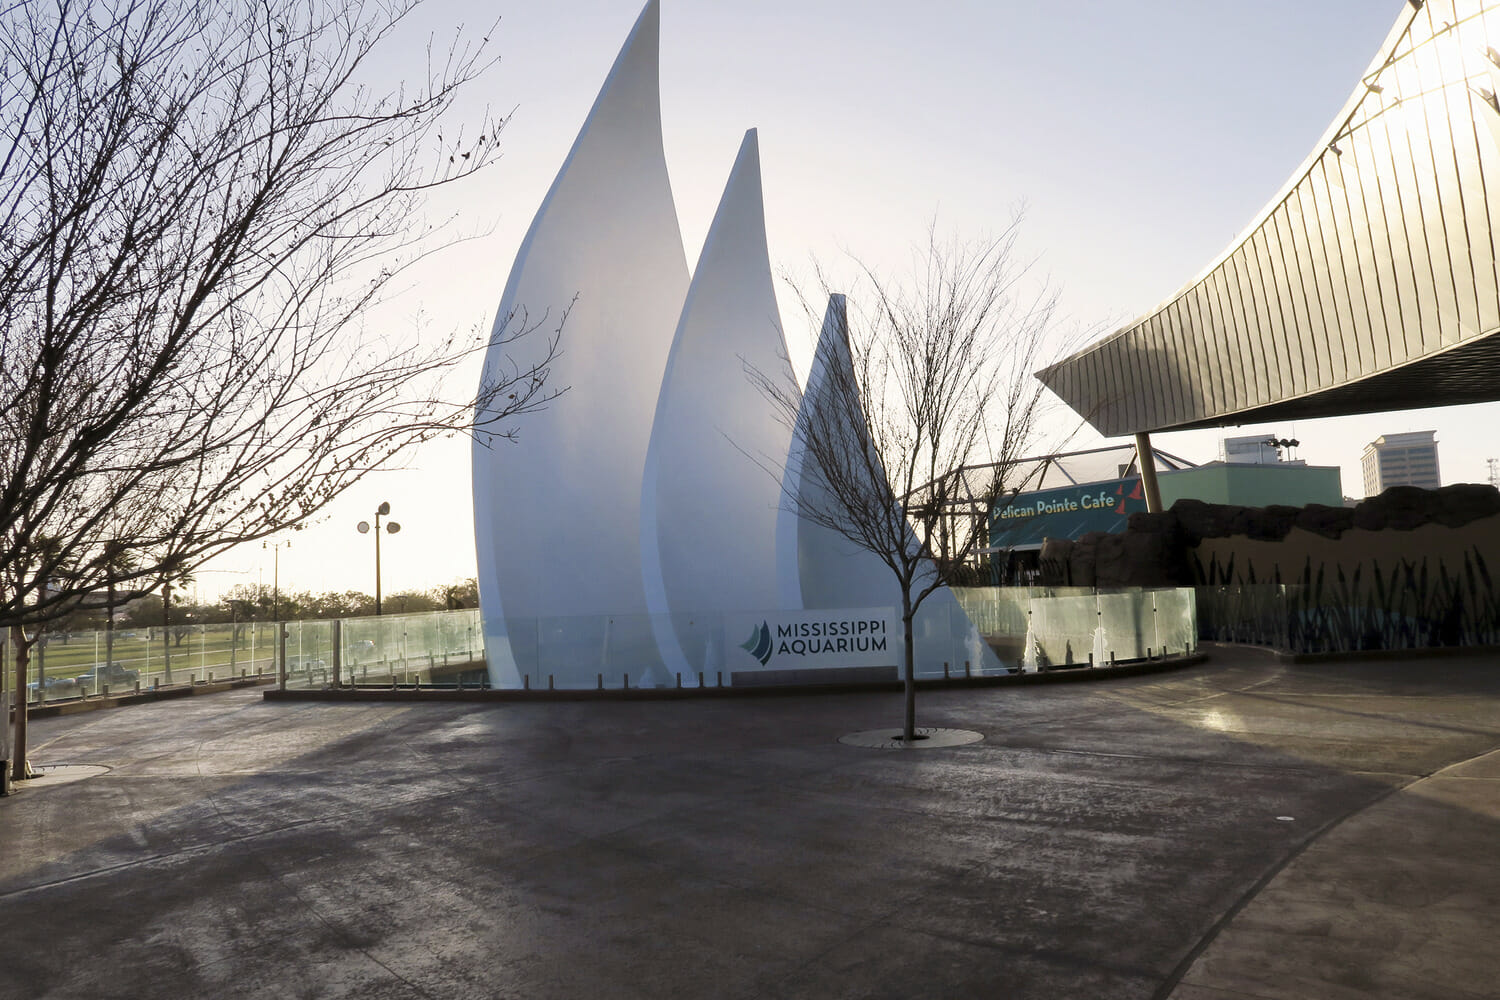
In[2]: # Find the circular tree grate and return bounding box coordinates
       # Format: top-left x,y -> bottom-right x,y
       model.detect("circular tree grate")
838,727 -> 983,750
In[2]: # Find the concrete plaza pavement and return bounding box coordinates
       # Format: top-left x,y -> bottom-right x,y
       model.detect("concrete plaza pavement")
1,644 -> 1497,999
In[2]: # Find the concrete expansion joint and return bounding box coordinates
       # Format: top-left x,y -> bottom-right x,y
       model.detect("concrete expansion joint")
1151,774 -> 1419,1000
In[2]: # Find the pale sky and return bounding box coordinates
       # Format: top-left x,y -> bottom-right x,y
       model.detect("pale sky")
195,0 -> 1494,604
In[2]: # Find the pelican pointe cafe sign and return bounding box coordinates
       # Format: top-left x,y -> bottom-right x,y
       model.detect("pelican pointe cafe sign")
989,478 -> 1148,549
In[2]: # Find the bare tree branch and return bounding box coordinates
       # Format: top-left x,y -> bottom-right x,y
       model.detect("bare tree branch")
758,220 -> 1070,740
0,0 -> 564,634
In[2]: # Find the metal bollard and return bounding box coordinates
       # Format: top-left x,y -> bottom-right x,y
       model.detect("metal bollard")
675,672 -> 681,688
523,674 -> 530,690
548,675 -> 555,690
597,673 -> 603,690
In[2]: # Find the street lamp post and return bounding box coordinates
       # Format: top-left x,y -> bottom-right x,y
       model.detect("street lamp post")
357,502 -> 401,615
263,540 -> 290,687
263,540 -> 290,622
1262,436 -> 1302,462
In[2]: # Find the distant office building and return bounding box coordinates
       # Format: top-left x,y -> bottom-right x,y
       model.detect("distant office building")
1221,434 -> 1285,465
1361,432 -> 1441,496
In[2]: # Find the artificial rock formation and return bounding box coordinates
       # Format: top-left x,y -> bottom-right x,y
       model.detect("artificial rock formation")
1040,484 -> 1500,589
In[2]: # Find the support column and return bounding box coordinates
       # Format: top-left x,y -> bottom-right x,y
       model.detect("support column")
1134,431 -> 1163,513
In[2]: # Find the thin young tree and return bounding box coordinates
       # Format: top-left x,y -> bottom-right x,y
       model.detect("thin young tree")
763,223 -> 1063,741
0,0 -> 565,780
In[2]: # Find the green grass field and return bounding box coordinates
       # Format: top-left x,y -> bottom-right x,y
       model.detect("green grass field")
9,615 -> 483,701
15,624 -> 318,699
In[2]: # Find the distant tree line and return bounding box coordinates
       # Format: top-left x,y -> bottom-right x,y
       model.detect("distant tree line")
43,578 -> 479,639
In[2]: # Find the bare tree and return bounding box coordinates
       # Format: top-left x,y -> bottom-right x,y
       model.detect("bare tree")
0,0 -> 565,779
763,223 -> 1063,741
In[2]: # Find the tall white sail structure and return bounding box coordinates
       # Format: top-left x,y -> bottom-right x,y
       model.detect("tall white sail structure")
472,1 -> 687,687
640,130 -> 795,677
473,4 -> 1002,687
777,295 -> 1004,672
775,295 -> 890,609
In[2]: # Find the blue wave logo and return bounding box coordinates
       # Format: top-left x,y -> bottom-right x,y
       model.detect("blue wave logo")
740,621 -> 773,665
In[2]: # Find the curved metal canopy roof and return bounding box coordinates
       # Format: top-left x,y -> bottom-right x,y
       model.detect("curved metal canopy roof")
1040,0 -> 1500,437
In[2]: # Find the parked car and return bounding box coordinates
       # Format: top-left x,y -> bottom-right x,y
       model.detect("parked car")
75,662 -> 140,690
27,675 -> 80,698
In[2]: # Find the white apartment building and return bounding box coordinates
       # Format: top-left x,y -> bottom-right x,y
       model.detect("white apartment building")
1361,431 -> 1441,496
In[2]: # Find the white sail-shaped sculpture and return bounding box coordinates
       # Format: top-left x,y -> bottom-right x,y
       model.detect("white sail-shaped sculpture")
775,295 -> 890,609
473,0 -> 688,687
641,130 -> 795,680
777,295 -> 1004,673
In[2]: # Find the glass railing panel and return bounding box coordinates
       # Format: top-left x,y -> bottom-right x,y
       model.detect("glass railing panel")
3,594 -> 1217,705
529,613 -> 595,690
1194,584 -> 1289,649
910,600 -> 956,679
1152,589 -> 1198,656
1024,594 -> 1098,671
530,613 -> 659,690
600,614 -> 664,689
1097,590 -> 1149,663
341,615 -> 402,685
283,620 -> 337,688
664,612 -> 729,687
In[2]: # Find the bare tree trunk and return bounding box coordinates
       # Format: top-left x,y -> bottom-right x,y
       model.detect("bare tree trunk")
902,591 -> 916,741
1,629 -> 10,792
162,583 -> 172,685
10,625 -> 29,782
756,229 -> 1066,742
105,578 -> 115,671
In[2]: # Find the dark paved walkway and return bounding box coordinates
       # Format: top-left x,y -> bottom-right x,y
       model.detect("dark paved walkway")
1,645 -> 1497,999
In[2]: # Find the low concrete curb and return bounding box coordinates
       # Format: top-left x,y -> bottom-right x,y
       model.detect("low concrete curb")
262,652 -> 1206,703
17,675 -> 278,720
